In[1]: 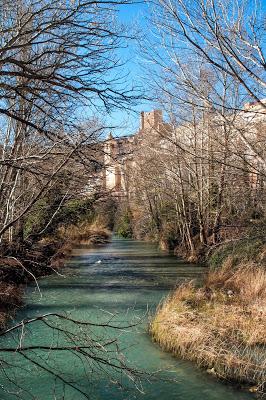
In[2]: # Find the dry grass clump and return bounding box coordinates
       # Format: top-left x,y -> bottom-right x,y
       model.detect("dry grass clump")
40,222 -> 110,270
150,262 -> 266,394
206,259 -> 266,306
48,222 -> 111,269
62,221 -> 111,244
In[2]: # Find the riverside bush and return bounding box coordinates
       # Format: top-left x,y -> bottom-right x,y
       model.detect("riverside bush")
116,208 -> 133,238
209,237 -> 266,270
25,197 -> 96,239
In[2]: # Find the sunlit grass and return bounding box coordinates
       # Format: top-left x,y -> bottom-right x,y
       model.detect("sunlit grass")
150,260 -> 266,395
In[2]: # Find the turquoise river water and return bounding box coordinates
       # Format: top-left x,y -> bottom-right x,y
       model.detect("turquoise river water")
0,237 -> 253,399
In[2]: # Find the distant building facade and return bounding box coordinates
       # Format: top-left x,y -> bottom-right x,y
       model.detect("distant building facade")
99,102 -> 266,197
103,109 -> 170,196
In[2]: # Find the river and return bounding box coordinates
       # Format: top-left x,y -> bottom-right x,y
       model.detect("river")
0,237 -> 253,399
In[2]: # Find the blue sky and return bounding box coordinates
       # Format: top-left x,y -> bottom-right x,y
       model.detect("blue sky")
104,0 -> 266,137
104,2 -> 154,137
76,3 -> 155,139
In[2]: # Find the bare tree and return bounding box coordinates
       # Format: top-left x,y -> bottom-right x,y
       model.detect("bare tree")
149,0 -> 266,109
0,0 -> 139,245
0,0 -> 137,133
125,0 -> 266,257
0,312 -> 148,399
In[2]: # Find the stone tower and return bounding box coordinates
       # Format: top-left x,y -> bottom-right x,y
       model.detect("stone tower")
103,110 -> 167,195
140,110 -> 163,131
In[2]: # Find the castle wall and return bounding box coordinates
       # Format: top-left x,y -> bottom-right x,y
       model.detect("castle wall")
103,110 -> 166,196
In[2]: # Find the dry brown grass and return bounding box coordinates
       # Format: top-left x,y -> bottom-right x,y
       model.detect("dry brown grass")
61,221 -> 111,244
150,262 -> 266,395
42,222 -> 110,270
206,257 -> 266,304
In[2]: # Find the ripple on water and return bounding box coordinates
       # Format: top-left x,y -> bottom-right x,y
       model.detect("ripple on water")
0,237 -> 253,400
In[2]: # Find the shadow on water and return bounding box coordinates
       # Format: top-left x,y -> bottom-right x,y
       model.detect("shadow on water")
0,236 -> 254,400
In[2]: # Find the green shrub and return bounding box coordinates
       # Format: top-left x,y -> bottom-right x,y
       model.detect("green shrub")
25,196 -> 95,239
116,208 -> 133,238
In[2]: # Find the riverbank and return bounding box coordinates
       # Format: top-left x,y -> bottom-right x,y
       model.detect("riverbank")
0,223 -> 111,329
150,241 -> 266,396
